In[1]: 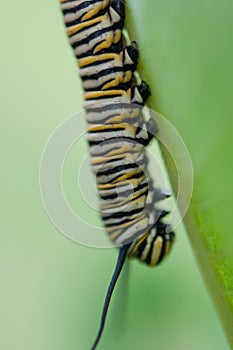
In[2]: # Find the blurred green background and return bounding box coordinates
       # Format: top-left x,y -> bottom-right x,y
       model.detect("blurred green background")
1,1 -> 232,349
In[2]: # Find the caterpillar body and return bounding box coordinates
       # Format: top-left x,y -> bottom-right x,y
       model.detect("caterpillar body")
60,0 -> 175,348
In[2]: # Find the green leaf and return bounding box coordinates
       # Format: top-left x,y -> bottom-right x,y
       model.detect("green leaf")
126,0 -> 233,347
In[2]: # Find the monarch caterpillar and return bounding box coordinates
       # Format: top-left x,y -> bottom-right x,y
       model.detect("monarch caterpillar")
59,0 -> 175,348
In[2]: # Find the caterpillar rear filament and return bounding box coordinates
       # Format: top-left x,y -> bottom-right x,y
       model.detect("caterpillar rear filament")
59,0 -> 175,348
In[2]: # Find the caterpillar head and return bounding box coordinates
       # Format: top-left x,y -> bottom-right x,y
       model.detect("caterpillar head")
128,223 -> 175,266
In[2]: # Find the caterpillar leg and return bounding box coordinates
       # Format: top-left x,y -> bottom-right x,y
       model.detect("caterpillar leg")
123,41 -> 139,73
110,0 -> 125,22
144,117 -> 158,145
131,80 -> 151,105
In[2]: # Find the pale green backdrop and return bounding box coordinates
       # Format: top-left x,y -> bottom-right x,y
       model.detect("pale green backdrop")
0,1 -> 231,350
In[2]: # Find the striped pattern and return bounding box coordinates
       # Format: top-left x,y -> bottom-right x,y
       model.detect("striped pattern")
60,0 -> 175,266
